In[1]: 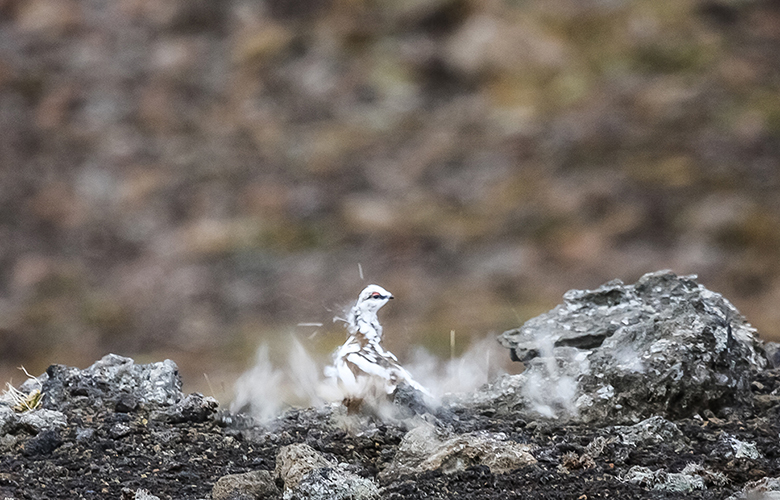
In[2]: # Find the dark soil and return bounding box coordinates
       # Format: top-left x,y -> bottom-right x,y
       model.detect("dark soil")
3,368 -> 780,499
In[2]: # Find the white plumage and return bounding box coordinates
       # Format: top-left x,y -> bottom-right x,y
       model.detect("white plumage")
324,284 -> 428,413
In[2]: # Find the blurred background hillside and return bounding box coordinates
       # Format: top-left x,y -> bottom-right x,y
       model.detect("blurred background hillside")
1,0 -> 780,402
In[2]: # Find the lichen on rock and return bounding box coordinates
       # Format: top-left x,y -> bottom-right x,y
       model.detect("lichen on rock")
41,354 -> 184,411
486,270 -> 766,423
379,423 -> 536,481
274,443 -> 380,500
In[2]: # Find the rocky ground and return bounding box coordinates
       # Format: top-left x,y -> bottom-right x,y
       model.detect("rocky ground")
3,272 -> 780,500
2,364 -> 780,499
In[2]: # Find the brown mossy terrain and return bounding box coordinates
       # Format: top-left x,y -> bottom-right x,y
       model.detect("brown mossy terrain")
2,0 -> 780,397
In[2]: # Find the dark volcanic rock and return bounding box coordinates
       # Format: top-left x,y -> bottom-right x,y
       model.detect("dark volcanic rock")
21,428 -> 62,456
488,271 -> 766,423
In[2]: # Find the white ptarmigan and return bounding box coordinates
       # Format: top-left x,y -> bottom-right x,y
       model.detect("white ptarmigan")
324,284 -> 428,414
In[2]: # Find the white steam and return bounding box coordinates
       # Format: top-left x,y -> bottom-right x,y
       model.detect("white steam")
230,337 -> 325,421
405,336 -> 513,398
518,335 -> 589,419
230,334 -> 516,421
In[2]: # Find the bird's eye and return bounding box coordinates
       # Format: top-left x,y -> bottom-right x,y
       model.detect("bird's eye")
370,292 -> 382,298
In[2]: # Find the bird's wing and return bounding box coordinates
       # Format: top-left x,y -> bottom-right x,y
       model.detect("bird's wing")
345,351 -> 395,378
371,341 -> 399,362
335,356 -> 358,388
368,341 -> 430,396
345,345 -> 431,396
333,337 -> 361,359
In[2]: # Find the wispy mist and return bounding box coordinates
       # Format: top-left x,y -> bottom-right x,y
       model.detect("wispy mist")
405,336 -> 514,399
230,334 -> 518,421
230,337 -> 325,421
519,337 -> 588,419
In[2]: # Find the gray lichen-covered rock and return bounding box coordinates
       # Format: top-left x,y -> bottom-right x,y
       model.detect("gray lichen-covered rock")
134,489 -> 160,500
292,464 -> 380,500
489,270 -> 766,423
211,470 -> 279,500
717,433 -> 762,460
275,443 -> 334,491
120,488 -> 161,500
0,404 -> 67,437
614,416 -> 689,452
378,424 -> 536,481
274,443 -> 379,500
16,409 -> 68,434
151,393 -> 219,423
40,354 -> 183,410
623,463 -> 728,493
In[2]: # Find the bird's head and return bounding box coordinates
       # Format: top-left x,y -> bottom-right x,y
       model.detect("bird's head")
356,284 -> 394,314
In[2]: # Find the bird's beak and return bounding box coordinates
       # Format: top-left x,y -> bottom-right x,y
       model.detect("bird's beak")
388,295 -> 394,299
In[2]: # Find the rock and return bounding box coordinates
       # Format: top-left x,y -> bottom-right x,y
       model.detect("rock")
614,416 -> 689,452
151,393 -> 218,423
41,354 -> 183,410
110,422 -> 132,439
115,393 -> 139,413
135,490 -> 160,500
16,0 -> 81,36
717,434 -> 762,460
233,23 -> 295,65
379,424 -> 536,481
491,271 -> 765,423
120,488 -> 161,500
6,349 -> 780,499
292,464 -> 380,500
0,433 -> 18,450
16,408 -> 67,433
211,470 -> 279,500
75,427 -> 95,442
444,14 -> 566,77
274,443 -> 379,500
623,463 -> 727,493
0,405 -> 67,436
22,429 -> 62,456
0,406 -> 15,435
392,382 -> 432,417
728,477 -> 780,500
87,354 -> 182,406
275,443 -> 334,491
